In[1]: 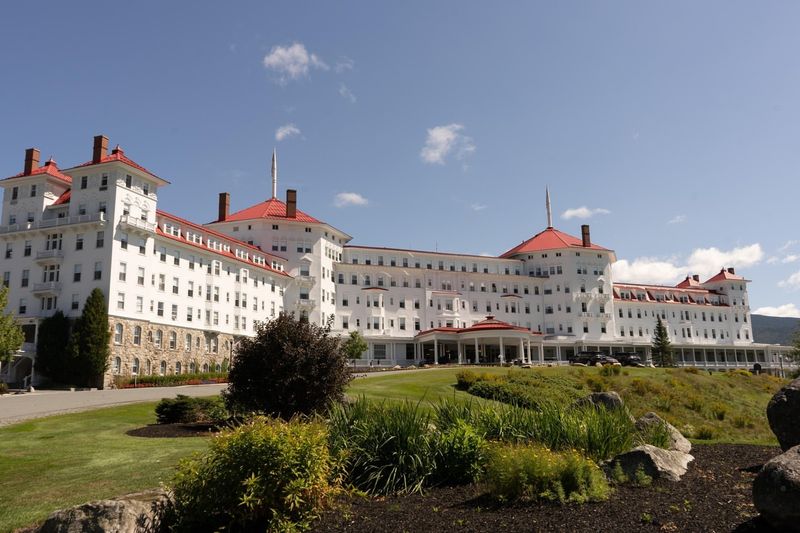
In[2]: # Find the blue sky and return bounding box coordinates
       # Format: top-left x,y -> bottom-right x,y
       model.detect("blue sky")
1,1 -> 799,316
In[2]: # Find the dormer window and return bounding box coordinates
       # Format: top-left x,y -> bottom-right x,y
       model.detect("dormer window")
142,183 -> 150,196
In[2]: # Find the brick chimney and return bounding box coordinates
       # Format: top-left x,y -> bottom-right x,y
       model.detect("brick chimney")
286,189 -> 297,218
218,192 -> 230,222
727,267 -> 735,274
92,135 -> 109,163
24,148 -> 40,175
581,224 -> 591,247
692,274 -> 700,282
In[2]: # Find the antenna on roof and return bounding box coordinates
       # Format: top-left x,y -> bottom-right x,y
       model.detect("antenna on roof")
271,148 -> 278,199
546,186 -> 553,228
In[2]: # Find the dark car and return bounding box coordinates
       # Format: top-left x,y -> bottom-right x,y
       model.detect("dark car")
569,351 -> 620,366
613,352 -> 646,367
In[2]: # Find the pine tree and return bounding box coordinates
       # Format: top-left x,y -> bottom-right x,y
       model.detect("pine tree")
0,286 -> 24,377
35,311 -> 73,384
70,288 -> 111,388
652,316 -> 674,367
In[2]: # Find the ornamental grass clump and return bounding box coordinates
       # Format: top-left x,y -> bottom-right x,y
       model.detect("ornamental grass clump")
165,417 -> 337,532
483,443 -> 610,503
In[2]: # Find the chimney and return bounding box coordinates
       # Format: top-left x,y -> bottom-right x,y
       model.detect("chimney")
692,274 -> 700,282
727,267 -> 735,274
24,148 -> 40,175
581,224 -> 591,247
92,135 -> 109,163
218,192 -> 230,222
286,189 -> 297,218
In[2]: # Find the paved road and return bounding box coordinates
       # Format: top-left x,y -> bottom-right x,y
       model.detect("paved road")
0,384 -> 227,426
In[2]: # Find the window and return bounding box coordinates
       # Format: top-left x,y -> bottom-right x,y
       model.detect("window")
132,357 -> 140,375
113,356 -> 121,374
76,234 -> 84,250
11,186 -> 18,201
154,330 -> 163,349
94,262 -> 102,280
172,277 -> 179,294
125,175 -> 132,188
21,269 -> 28,288
169,331 -> 177,350
96,231 -> 104,248
118,262 -> 127,282
157,301 -> 164,317
160,360 -> 167,375
117,292 -> 125,310
114,323 -> 123,344
143,183 -> 150,196
73,264 -> 82,282
80,176 -> 88,189
120,231 -> 128,249
136,296 -> 143,313
137,267 -> 145,286
23,241 -> 30,257
18,298 -> 26,314
71,294 -> 79,310
133,326 -> 142,345
171,304 -> 178,320
4,244 -> 11,259
100,174 -> 108,190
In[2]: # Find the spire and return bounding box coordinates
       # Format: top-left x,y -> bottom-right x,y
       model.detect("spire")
546,186 -> 553,228
271,148 -> 278,199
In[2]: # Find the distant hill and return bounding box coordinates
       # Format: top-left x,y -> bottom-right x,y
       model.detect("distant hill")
752,314 -> 799,345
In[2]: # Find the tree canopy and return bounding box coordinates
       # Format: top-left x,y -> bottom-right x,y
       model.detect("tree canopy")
0,286 -> 23,367
67,288 -> 110,387
651,316 -> 674,367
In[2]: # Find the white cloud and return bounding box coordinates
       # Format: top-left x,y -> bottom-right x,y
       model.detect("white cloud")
334,192 -> 368,208
783,254 -> 800,264
275,123 -> 301,141
470,203 -> 487,211
753,304 -> 800,318
263,43 -> 328,83
668,214 -> 687,225
780,240 -> 799,252
779,271 -> 800,289
334,56 -> 355,73
420,124 -> 475,165
561,206 -> 611,220
612,243 -> 764,285
338,83 -> 356,103
767,256 -> 780,265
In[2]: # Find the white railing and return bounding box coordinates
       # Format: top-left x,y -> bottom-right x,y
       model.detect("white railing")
32,281 -> 62,293
35,249 -> 64,260
295,275 -> 316,285
0,213 -> 105,234
295,299 -> 316,308
119,214 -> 156,233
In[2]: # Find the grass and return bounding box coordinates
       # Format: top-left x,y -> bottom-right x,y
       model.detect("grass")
0,402 -> 209,532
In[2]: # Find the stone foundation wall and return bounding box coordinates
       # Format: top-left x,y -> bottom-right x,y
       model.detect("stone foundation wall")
104,317 -> 239,388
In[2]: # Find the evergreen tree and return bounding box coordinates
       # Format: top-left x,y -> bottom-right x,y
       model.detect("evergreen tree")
35,311 -> 73,384
790,326 -> 800,364
651,316 -> 674,367
342,330 -> 368,367
0,286 -> 24,376
69,288 -> 111,387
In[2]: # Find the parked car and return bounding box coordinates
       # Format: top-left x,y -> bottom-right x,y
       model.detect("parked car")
569,351 -> 620,366
612,352 -> 646,367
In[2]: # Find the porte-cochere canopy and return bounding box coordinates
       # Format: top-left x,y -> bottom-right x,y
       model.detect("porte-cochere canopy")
414,315 -> 542,364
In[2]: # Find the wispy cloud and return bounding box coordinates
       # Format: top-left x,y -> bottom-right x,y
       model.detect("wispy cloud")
420,124 -> 475,165
779,270 -> 800,289
612,243 -> 764,285
780,240 -> 799,252
338,83 -> 356,103
334,192 -> 369,208
783,254 -> 800,264
470,203 -> 487,212
753,303 -> 800,318
335,56 -> 355,73
561,207 -> 611,220
275,123 -> 301,142
263,42 -> 328,83
668,214 -> 687,225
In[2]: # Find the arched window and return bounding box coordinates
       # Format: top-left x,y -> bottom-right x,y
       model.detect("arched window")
147,330 -> 153,343
132,357 -> 140,375
114,324 -> 123,345
133,326 -> 142,346
146,359 -> 152,375
154,330 -> 163,349
189,361 -> 196,373
202,362 -> 209,373
113,356 -> 121,374
169,331 -> 177,350
175,361 -> 182,374
160,360 -> 167,375
215,362 -> 221,372
185,333 -> 192,352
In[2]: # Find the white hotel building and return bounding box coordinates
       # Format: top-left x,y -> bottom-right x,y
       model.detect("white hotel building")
0,137 -> 792,387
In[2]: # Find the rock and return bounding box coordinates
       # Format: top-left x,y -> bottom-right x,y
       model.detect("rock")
635,412 -> 692,454
37,490 -> 166,533
605,445 -> 694,482
753,445 -> 800,532
576,391 -> 626,411
767,378 -> 800,451
392,365 -> 402,370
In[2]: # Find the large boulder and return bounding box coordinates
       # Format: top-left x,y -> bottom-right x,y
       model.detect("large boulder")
635,412 -> 692,454
605,444 -> 694,482
37,490 -> 166,533
576,391 -> 626,411
767,378 -> 800,451
753,445 -> 800,532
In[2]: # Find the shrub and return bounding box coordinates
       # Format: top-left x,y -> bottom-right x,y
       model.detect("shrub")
117,371 -> 228,388
0,382 -> 7,395
455,370 -> 479,390
431,419 -> 487,485
711,403 -> 727,421
684,395 -> 704,413
695,426 -> 715,440
467,380 -> 540,409
729,369 -> 752,377
165,417 -> 335,531
653,394 -> 674,412
585,375 -> 609,392
600,365 -> 621,377
683,367 -> 700,375
155,395 -> 227,425
224,313 -> 351,419
482,443 -> 609,503
633,465 -> 653,487
732,416 -> 755,429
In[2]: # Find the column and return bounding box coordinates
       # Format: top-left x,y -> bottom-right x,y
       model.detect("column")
555,345 -> 561,364
526,339 -> 531,365
499,337 -> 505,364
434,338 -> 439,365
457,342 -> 463,365
519,339 -> 525,365
474,338 -> 479,365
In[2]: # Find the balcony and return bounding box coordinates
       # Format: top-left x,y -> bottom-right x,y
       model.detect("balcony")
596,313 -> 612,320
295,274 -> 316,287
118,214 -> 156,235
578,312 -> 592,318
0,213 -> 105,235
295,298 -> 316,309
35,249 -> 64,264
574,292 -> 593,302
32,282 -> 62,296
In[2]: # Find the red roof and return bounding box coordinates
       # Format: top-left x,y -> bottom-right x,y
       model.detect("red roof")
52,190 -> 71,205
675,276 -> 702,289
704,269 -> 747,284
500,227 -> 609,258
71,146 -> 166,183
416,315 -> 539,337
223,197 -> 322,224
3,159 -> 72,185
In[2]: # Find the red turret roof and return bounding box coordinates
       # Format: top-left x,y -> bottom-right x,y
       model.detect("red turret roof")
704,269 -> 747,284
223,197 -> 322,224
71,146 -> 166,183
416,315 -> 539,337
500,227 -> 609,258
3,159 -> 72,185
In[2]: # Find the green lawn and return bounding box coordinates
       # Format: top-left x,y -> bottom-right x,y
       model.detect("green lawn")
0,402 -> 209,533
348,367 -> 508,403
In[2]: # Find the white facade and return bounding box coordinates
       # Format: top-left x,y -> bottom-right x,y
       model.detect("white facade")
0,138 -> 792,386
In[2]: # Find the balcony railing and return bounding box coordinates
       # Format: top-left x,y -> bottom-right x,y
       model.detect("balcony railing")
0,213 -> 105,234
295,298 -> 316,308
295,275 -> 316,286
118,214 -> 156,233
35,249 -> 64,261
32,281 -> 62,294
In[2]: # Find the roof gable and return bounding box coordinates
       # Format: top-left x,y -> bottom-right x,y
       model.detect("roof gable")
224,197 -> 321,224
500,227 -> 609,258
